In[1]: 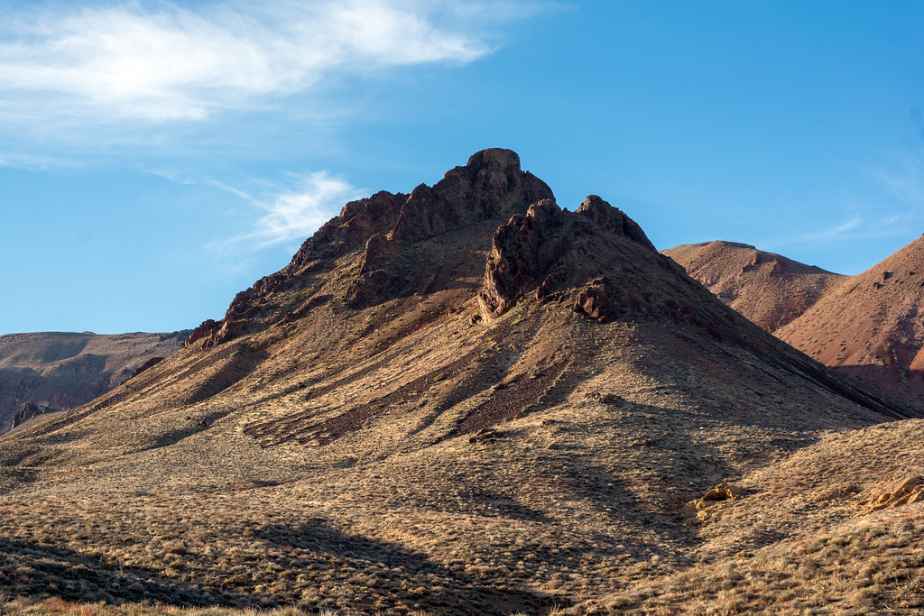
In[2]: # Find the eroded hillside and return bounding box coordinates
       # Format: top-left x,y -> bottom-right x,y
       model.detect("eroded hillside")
777,236 -> 924,412
0,150 -> 916,615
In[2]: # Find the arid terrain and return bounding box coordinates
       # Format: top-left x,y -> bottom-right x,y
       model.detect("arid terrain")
664,240 -> 844,333
776,236 -> 924,410
0,332 -> 188,434
670,237 -> 924,413
1,150 -> 923,615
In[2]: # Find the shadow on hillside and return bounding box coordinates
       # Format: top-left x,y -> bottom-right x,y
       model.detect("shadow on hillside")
137,409 -> 235,453
253,518 -> 563,614
542,395 -> 770,559
186,345 -> 269,404
0,537 -> 237,606
395,482 -> 551,522
0,520 -> 561,614
554,443 -> 708,557
834,365 -> 924,414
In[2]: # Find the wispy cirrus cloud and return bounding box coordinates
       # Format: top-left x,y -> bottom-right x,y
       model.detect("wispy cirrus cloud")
762,215 -> 863,251
197,171 -> 366,252
796,215 -> 865,243
766,141 -> 924,251
0,0 -> 519,126
245,172 -> 365,247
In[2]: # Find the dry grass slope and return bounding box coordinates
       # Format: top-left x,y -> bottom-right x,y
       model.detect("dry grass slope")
0,151 -> 919,614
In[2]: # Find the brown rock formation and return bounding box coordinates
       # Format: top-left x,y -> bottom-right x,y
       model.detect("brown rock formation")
188,148 -> 553,347
479,197 -> 658,319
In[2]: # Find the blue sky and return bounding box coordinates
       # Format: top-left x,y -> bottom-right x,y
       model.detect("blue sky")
2,1 -> 923,334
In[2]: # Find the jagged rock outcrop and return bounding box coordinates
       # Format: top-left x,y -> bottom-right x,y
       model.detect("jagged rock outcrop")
185,319 -> 221,348
346,149 -> 553,308
864,475 -> 924,512
298,191 -> 408,264
189,148 -> 553,346
575,195 -> 656,252
478,196 -> 663,321
389,149 -> 551,242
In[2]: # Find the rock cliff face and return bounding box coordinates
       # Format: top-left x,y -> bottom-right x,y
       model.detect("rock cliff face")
479,196 -> 659,320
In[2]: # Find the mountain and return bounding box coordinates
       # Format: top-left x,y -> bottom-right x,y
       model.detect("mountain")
776,236 -> 924,409
0,150 -> 913,614
664,241 -> 844,332
0,331 -> 188,433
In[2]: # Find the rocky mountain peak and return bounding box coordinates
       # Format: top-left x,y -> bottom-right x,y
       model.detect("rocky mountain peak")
388,148 -> 551,243
187,149 -> 553,348
465,147 -> 522,171
575,194 -> 657,252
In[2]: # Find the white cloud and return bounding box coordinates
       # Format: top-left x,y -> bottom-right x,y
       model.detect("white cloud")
796,216 -> 864,243
205,179 -> 258,204
766,212 -> 912,251
249,172 -> 365,246
209,171 -> 366,251
763,152 -> 924,251
0,1 -> 504,124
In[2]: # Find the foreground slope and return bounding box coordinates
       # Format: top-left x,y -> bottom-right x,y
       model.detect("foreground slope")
574,417 -> 924,614
0,331 -> 188,433
664,241 -> 844,332
0,150 -> 910,614
777,236 -> 924,409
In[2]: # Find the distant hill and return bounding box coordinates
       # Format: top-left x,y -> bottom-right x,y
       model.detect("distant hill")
0,331 -> 189,433
664,240 -> 844,332
777,236 -> 924,409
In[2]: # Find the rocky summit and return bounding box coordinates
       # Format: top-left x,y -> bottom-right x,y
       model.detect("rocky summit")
2,150 -> 923,615
185,148 -> 553,349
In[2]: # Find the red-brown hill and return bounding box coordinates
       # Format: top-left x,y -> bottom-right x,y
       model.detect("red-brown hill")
664,240 -> 844,332
777,235 -> 924,409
